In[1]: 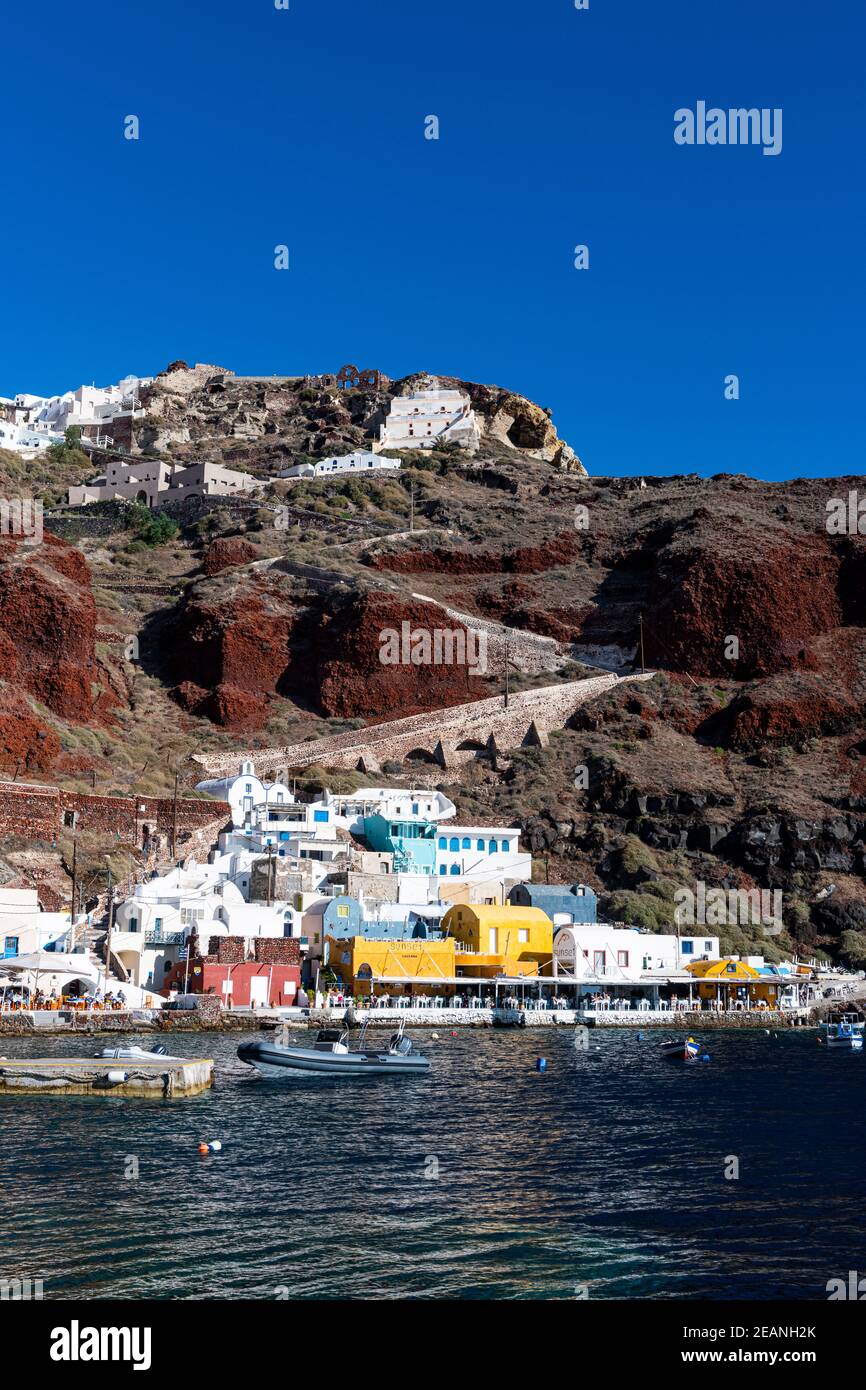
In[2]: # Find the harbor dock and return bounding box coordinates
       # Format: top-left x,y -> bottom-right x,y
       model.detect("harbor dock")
0,1056 -> 214,1098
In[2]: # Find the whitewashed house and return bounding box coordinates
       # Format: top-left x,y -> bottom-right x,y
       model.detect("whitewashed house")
378,378 -> 480,453
0,421 -> 64,453
552,924 -> 720,982
0,888 -> 71,958
434,824 -> 530,882
325,787 -> 456,834
112,868 -> 302,989
195,761 -> 293,830
279,450 -> 400,480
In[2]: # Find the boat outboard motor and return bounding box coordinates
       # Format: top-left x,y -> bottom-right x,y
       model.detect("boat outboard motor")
150,1045 -> 167,1056
390,1034 -> 414,1056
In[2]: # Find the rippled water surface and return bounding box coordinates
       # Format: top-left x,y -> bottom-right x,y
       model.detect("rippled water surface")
0,1026 -> 862,1299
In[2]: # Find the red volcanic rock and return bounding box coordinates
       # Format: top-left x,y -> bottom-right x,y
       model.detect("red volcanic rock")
41,534 -> 92,586
367,533 -> 579,576
172,680 -> 211,713
718,682 -> 857,751
0,687 -> 61,772
314,592 -> 490,719
203,537 -> 260,577
645,529 -> 842,680
0,628 -> 19,681
199,683 -> 269,730
0,533 -> 119,726
166,593 -> 294,699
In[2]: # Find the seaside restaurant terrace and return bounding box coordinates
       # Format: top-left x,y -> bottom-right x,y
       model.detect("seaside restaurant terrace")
542,956 -> 817,1021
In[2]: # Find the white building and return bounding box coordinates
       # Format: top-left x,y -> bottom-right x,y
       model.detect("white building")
195,761 -> 293,830
0,375 -> 153,454
279,450 -> 401,480
434,824 -> 530,882
0,421 -> 65,453
326,787 -> 456,834
69,458 -> 264,508
112,864 -> 302,989
378,378 -> 480,453
0,887 -> 71,957
552,924 -> 720,982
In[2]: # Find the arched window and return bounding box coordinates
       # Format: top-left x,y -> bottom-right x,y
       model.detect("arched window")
477,838 -> 484,850
450,864 -> 460,875
461,837 -> 470,849
438,837 -> 446,850
449,837 -> 459,852
489,839 -> 498,853
439,865 -> 447,876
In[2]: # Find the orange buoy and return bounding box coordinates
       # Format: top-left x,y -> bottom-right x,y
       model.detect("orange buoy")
198,1142 -> 209,1155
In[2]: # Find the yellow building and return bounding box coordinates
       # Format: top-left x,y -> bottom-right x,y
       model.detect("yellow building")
326,905 -> 554,996
326,936 -> 458,993
442,904 -> 553,976
686,958 -> 782,1009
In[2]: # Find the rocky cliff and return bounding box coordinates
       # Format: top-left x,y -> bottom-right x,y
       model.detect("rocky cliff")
133,361 -> 583,473
0,534 -> 125,772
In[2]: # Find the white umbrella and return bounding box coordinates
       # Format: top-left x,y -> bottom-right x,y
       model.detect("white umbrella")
1,952 -> 100,1000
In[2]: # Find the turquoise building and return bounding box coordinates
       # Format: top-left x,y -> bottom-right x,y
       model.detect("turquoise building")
361,813 -> 437,875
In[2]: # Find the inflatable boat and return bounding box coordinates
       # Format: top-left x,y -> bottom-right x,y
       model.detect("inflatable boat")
237,1023 -> 430,1078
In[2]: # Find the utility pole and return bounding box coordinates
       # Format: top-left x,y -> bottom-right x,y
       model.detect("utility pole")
171,770 -> 179,865
70,839 -> 78,946
639,613 -> 646,674
103,860 -> 115,998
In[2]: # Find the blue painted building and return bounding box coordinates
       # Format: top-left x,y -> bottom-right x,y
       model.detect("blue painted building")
507,882 -> 597,924
322,895 -> 445,964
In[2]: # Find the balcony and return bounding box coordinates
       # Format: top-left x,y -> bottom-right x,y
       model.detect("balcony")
144,929 -> 185,947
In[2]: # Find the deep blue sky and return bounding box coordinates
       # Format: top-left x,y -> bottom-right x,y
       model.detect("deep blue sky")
2,1 -> 863,479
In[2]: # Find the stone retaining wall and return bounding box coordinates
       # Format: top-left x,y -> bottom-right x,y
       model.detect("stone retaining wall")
0,780 -> 229,849
195,673 -> 656,778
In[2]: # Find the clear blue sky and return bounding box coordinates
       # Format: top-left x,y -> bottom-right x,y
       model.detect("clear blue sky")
2,0 -> 863,479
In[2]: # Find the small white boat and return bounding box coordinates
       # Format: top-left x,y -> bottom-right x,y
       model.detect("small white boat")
96,1045 -> 178,1060
819,1015 -> 864,1051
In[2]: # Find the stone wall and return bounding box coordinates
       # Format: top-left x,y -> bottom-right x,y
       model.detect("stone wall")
254,937 -> 301,966
0,779 -> 229,849
194,673 -> 656,778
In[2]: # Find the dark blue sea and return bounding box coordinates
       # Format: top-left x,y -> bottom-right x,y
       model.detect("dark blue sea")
0,1027 -> 862,1300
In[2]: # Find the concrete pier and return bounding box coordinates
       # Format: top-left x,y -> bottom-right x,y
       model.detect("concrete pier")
0,1056 -> 214,1098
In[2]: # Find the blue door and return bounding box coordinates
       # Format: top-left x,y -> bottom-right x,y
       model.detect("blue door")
4,936 -> 19,959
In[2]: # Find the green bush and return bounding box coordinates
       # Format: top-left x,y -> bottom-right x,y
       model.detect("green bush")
126,501 -> 179,547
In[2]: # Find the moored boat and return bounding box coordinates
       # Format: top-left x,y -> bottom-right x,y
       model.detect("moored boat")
819,1015 -> 864,1051
96,1045 -> 173,1060
660,1036 -> 704,1062
237,1022 -> 430,1078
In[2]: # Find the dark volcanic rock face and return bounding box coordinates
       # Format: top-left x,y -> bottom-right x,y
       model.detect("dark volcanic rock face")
313,592 -> 489,719
0,534 -> 123,768
160,579 -> 491,727
644,521 -> 842,679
